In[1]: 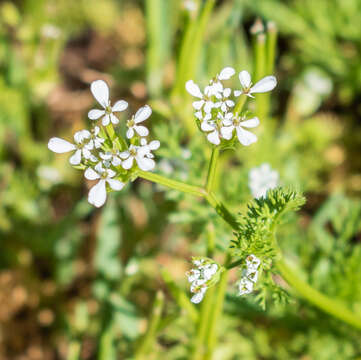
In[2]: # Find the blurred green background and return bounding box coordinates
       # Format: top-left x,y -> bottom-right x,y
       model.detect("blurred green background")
1,0 -> 361,359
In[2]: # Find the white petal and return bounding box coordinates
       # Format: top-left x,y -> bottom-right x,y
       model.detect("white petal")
192,100 -> 204,110
207,130 -> 220,145
88,109 -> 105,120
82,148 -> 91,159
69,149 -> 82,165
106,169 -> 116,178
148,140 -> 160,150
48,137 -> 75,153
112,100 -> 128,112
218,67 -> 235,80
194,111 -> 203,120
136,156 -> 155,171
134,125 -> 149,137
240,117 -> 260,128
122,156 -> 134,170
126,128 -> 134,139
84,167 -> 100,180
223,88 -> 231,97
239,70 -> 252,89
88,180 -> 107,208
110,113 -> 119,125
134,105 -> 152,123
95,162 -> 104,173
250,76 -> 277,94
107,178 -> 124,191
236,127 -> 257,146
112,157 -> 122,166
185,80 -> 203,98
90,80 -> 109,108
119,151 -> 130,159
201,121 -> 214,132
221,126 -> 234,140
190,292 -> 204,304
102,114 -> 110,126
234,90 -> 242,97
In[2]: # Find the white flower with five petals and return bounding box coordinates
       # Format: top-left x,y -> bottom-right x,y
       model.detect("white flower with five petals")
126,105 -> 151,139
85,162 -> 124,207
119,143 -> 157,171
234,70 -> 277,98
88,80 -> 128,126
48,130 -> 95,165
99,150 -> 122,167
221,115 -> 260,146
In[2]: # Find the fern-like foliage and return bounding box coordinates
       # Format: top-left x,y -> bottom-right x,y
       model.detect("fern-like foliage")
231,187 -> 306,309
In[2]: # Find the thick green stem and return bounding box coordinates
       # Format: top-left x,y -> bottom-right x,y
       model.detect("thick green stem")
205,147 -> 220,193
276,257 -> 361,331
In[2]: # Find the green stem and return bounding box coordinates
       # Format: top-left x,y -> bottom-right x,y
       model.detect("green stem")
67,341 -> 81,360
276,257 -> 361,331
233,95 -> 247,116
135,291 -> 165,359
205,147 -> 220,193
137,170 -> 206,197
204,262 -> 230,359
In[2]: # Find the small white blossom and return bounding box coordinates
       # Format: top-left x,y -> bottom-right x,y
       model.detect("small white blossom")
88,80 -> 128,126
200,120 -> 221,145
215,87 -> 235,112
238,254 -> 261,296
126,105 -> 151,139
234,70 -> 277,98
186,80 -> 215,114
187,258 -> 219,304
48,129 -> 95,165
221,115 -> 260,146
87,126 -> 105,149
183,0 -> 197,13
99,150 -> 122,167
119,142 -> 158,172
85,162 -> 124,207
238,277 -> 254,295
249,163 -> 279,199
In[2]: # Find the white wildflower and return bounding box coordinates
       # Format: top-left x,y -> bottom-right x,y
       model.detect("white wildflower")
48,129 -> 95,165
248,163 -> 279,199
187,258 -> 219,304
221,115 -> 260,146
88,80 -> 128,126
234,70 -> 277,98
87,126 -> 105,149
238,277 -> 254,295
99,150 -> 122,167
238,254 -> 261,296
186,80 -> 215,115
126,105 -> 151,139
85,162 -> 124,208
119,142 -> 158,172
201,120 -> 221,145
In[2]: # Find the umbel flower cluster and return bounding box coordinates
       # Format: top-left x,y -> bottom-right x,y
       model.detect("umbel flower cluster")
48,80 -> 160,207
186,67 -> 277,146
186,258 -> 221,304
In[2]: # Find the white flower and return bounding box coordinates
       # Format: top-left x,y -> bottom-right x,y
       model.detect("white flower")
245,254 -> 261,271
201,120 -> 221,145
183,0 -> 197,13
238,277 -> 254,295
234,70 -> 277,98
85,162 -> 124,208
215,87 -> 235,112
126,105 -> 151,139
87,126 -> 105,149
48,130 -> 95,165
187,258 -> 219,304
99,150 -> 122,167
221,115 -> 260,146
88,80 -> 128,126
248,163 -> 279,199
185,80 -> 215,114
119,143 -> 157,172
139,138 -> 161,158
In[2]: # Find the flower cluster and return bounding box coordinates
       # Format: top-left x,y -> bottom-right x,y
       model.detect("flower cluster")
186,68 -> 276,146
48,80 -> 160,208
186,258 -> 220,304
238,254 -> 261,296
248,163 -> 279,199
